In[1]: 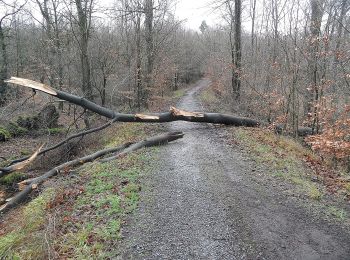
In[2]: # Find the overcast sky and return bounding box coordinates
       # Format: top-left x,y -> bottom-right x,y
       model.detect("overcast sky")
174,0 -> 223,31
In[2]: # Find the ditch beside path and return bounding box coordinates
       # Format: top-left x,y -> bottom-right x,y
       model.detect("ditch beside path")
118,79 -> 350,260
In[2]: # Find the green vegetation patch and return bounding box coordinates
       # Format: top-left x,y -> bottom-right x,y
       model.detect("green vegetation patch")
55,151 -> 151,259
233,128 -> 324,201
7,122 -> 28,137
173,88 -> 186,99
52,123 -> 156,258
326,206 -> 347,221
0,189 -> 55,259
0,123 -> 157,259
0,126 -> 12,141
47,127 -> 65,135
0,172 -> 26,185
104,122 -> 147,148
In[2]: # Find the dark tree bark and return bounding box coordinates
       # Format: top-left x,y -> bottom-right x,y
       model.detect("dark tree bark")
135,11 -> 142,110
0,23 -> 8,105
75,0 -> 93,101
306,0 -> 324,117
233,0 -> 242,101
144,0 -> 154,107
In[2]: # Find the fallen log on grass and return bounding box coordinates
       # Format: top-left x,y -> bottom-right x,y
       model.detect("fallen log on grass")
5,77 -> 260,127
0,132 -> 184,213
100,131 -> 184,162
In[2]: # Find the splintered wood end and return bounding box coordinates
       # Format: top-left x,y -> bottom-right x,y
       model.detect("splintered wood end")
5,77 -> 58,96
170,106 -> 204,117
11,144 -> 45,172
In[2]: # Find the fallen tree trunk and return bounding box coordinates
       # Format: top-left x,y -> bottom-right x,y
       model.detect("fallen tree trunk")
5,77 -> 260,127
0,132 -> 184,213
100,131 -> 184,162
7,118 -> 118,167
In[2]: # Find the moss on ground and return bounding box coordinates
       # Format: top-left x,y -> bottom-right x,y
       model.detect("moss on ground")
0,172 -> 26,185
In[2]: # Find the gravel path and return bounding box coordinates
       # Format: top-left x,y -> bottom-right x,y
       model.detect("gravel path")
118,79 -> 350,260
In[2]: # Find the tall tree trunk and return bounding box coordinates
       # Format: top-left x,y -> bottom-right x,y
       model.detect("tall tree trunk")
0,24 -> 8,105
250,0 -> 256,51
144,0 -> 154,107
306,0 -> 324,126
75,0 -> 93,102
135,13 -> 142,110
233,0 -> 242,101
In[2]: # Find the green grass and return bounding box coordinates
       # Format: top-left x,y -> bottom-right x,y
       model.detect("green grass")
104,123 -> 146,148
47,127 -> 65,135
0,172 -> 26,185
57,152 -> 149,258
53,123 -> 155,258
0,126 -> 12,140
0,189 -> 55,259
326,206 -> 347,220
173,88 -> 186,99
234,128 -> 324,201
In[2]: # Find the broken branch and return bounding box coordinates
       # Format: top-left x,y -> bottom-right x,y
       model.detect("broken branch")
7,118 -> 118,167
0,132 -> 184,213
0,144 -> 44,178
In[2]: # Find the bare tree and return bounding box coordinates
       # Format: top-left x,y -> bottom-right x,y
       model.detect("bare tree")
0,0 -> 26,105
306,0 -> 325,132
74,0 -> 94,102
143,0 -> 153,107
233,0 -> 242,101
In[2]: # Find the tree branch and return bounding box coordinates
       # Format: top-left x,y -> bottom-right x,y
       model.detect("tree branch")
5,77 -> 261,127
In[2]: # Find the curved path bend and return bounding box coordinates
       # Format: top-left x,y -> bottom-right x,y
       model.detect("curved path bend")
118,79 -> 350,260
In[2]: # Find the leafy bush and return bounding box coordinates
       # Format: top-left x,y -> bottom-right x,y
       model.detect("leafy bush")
306,105 -> 350,162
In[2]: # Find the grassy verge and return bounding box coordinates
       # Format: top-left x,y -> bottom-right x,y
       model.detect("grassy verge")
0,123 -> 158,259
231,127 -> 349,223
233,128 -> 323,198
0,189 -> 56,259
199,87 -> 223,112
54,150 -> 152,259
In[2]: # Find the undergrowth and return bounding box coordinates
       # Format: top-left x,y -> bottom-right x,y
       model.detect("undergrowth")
0,122 -> 157,259
0,188 -> 55,259
232,127 -> 349,223
55,151 -> 150,259
234,128 -> 323,200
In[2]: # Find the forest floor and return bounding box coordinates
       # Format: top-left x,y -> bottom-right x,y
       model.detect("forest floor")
117,79 -> 350,259
1,79 -> 350,259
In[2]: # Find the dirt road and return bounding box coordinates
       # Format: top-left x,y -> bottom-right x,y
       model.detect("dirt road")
118,79 -> 350,260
